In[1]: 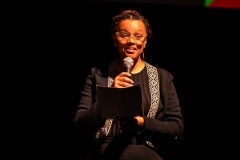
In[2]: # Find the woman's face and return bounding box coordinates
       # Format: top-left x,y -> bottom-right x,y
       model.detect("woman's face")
113,19 -> 147,61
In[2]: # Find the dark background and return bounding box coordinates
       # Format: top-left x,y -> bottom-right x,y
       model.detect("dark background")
2,1 -> 240,160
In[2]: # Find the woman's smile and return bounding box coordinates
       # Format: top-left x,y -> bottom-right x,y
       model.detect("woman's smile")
125,46 -> 137,53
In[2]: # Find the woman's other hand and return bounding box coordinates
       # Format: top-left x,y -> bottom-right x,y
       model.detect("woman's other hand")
117,116 -> 144,130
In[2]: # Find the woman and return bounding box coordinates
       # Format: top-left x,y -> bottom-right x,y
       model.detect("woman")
74,10 -> 184,160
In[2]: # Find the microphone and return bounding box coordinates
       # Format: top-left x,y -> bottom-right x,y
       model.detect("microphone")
123,57 -> 134,74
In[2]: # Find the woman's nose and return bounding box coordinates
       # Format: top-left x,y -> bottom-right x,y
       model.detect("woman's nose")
127,36 -> 135,43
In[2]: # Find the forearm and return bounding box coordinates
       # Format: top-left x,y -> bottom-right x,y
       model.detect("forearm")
73,100 -> 102,128
141,116 -> 183,139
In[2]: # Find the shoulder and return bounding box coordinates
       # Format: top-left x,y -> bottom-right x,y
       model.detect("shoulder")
89,66 -> 108,77
144,62 -> 174,81
145,62 -> 173,76
89,59 -> 117,77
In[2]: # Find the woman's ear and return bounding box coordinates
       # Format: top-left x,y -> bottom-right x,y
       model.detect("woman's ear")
143,40 -> 147,48
112,34 -> 117,46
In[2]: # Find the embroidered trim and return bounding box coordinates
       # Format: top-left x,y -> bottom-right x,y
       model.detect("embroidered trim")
94,60 -> 118,138
144,62 -> 160,148
145,62 -> 160,119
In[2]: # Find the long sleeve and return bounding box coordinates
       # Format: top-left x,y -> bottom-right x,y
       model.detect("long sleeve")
73,67 -> 107,132
139,68 -> 184,144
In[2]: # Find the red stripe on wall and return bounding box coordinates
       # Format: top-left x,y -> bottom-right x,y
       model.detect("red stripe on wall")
209,0 -> 240,9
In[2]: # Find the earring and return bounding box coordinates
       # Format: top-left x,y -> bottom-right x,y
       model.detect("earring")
140,51 -> 144,61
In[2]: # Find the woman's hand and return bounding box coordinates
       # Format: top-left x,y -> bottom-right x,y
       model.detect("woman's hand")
112,72 -> 134,88
134,116 -> 144,127
117,116 -> 144,130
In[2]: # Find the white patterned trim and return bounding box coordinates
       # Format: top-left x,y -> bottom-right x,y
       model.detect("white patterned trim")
145,62 -> 159,119
144,62 -> 160,148
94,60 -> 118,138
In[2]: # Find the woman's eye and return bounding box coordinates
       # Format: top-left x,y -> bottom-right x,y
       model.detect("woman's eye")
135,35 -> 143,39
121,33 -> 129,38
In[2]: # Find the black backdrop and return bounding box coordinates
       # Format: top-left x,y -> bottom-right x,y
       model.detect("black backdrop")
2,1 -> 240,160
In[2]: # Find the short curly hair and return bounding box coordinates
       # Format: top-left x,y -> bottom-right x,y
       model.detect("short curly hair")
110,10 -> 152,39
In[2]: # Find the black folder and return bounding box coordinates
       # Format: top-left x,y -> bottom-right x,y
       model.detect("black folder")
96,83 -> 143,119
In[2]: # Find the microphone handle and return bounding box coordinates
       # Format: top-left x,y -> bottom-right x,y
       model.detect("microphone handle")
125,66 -> 132,74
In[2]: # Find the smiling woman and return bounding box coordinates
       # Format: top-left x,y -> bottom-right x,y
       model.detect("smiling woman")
113,19 -> 147,74
73,9 -> 184,160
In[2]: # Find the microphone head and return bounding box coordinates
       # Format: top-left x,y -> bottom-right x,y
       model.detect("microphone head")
123,57 -> 134,67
